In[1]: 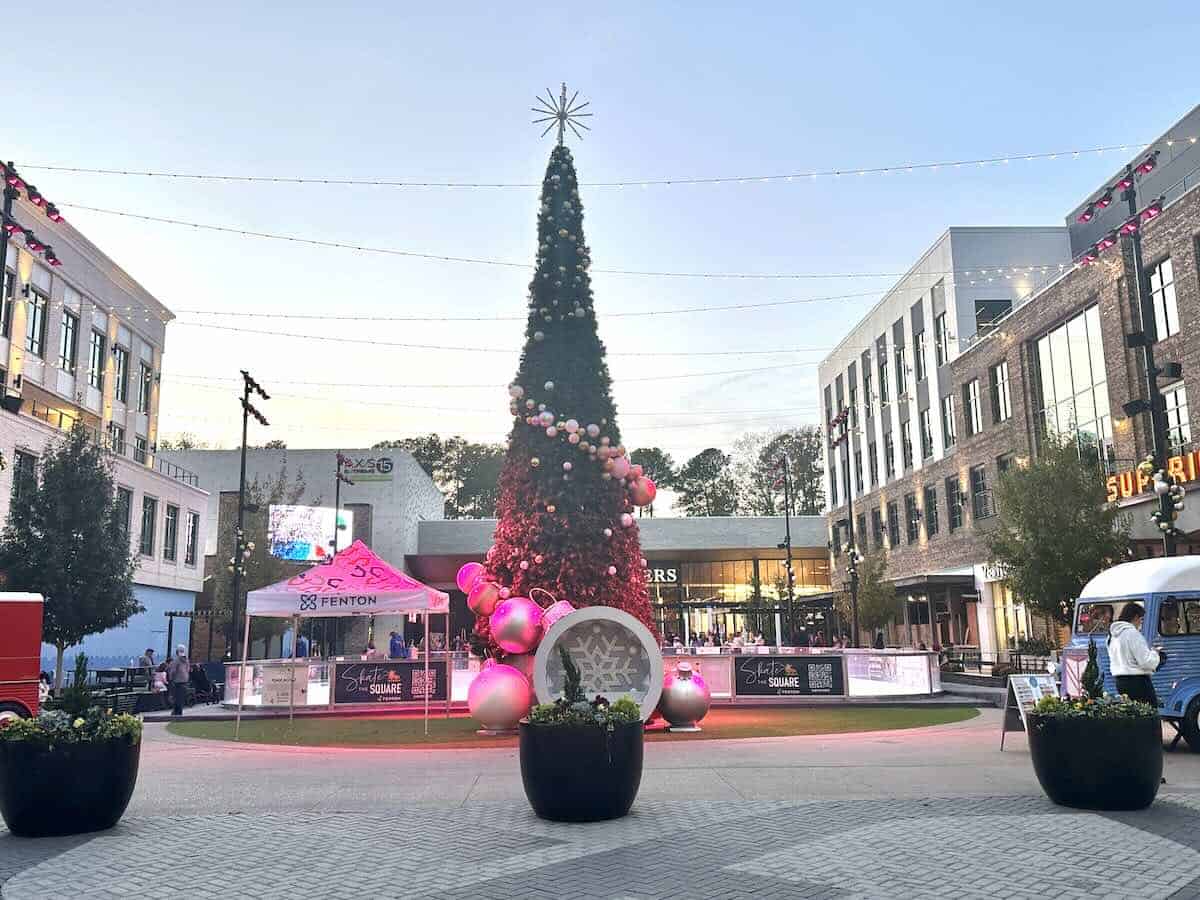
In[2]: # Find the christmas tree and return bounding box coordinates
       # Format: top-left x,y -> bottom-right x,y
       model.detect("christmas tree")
471,129 -> 658,655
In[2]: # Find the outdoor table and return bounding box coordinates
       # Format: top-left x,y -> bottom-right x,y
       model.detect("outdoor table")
94,668 -> 127,688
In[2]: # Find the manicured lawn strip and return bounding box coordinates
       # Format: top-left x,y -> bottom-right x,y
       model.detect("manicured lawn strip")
167,706 -> 978,748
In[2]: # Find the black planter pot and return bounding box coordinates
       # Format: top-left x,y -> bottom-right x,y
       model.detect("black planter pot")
1027,713 -> 1162,811
0,738 -> 141,837
519,720 -> 644,822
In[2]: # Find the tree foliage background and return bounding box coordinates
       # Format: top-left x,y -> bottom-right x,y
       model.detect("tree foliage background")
673,448 -> 739,516
835,552 -> 901,637
985,436 -> 1129,624
731,427 -> 825,516
375,433 -> 504,519
0,425 -> 139,688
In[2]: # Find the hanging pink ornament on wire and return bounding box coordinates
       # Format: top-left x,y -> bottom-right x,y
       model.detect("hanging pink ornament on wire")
489,597 -> 544,654
629,476 -> 657,507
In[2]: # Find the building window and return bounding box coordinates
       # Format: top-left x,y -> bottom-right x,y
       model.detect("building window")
970,464 -> 995,520
871,508 -> 884,549
854,450 -> 864,494
1034,304 -> 1111,463
946,476 -> 964,531
113,346 -> 130,404
139,496 -> 157,557
976,298 -> 1012,335
134,435 -> 148,464
1163,382 -> 1191,452
856,513 -> 867,548
0,269 -> 12,338
963,379 -> 983,437
913,330 -> 927,382
886,501 -> 901,548
89,331 -> 106,391
137,361 -> 153,414
184,511 -> 200,566
883,432 -> 895,479
163,504 -> 179,562
941,395 -> 957,448
990,361 -> 1011,423
868,443 -> 879,488
1149,258 -> 1179,340
116,487 -> 133,541
895,344 -> 908,398
997,452 -> 1017,475
862,364 -> 873,419
59,309 -> 79,374
900,420 -> 913,470
829,467 -> 839,508
878,353 -> 890,406
935,312 -> 950,366
848,381 -> 858,429
109,423 -> 126,456
25,290 -> 48,357
919,408 -> 934,459
12,450 -> 37,501
924,485 -> 939,537
904,493 -> 919,544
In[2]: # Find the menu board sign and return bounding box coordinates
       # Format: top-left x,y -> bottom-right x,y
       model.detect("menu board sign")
733,655 -> 845,697
261,663 -> 309,706
333,660 -> 448,704
1000,674 -> 1058,749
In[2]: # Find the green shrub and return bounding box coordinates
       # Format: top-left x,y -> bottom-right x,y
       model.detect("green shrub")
0,708 -> 142,746
1033,694 -> 1156,719
527,648 -> 643,728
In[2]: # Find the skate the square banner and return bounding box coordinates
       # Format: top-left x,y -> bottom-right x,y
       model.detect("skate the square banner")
733,655 -> 846,697
333,660 -> 448,704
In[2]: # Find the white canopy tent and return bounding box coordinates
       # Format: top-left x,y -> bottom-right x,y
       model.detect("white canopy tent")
236,541 -> 450,739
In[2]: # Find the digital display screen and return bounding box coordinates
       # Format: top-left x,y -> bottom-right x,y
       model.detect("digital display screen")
267,505 -> 353,561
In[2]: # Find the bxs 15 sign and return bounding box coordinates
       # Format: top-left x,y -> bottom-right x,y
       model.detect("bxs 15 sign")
343,456 -> 394,482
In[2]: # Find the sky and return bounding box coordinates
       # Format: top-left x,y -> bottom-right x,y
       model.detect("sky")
8,2 -> 1200,476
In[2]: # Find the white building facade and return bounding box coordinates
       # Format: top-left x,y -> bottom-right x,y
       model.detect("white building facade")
0,183 -> 208,670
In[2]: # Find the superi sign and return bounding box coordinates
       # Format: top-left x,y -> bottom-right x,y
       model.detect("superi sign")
1106,449 -> 1200,502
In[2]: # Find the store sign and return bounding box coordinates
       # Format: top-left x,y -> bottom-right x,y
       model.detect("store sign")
333,660 -> 448,704
982,562 -> 1011,583
343,456 -> 394,482
647,564 -> 679,584
733,655 -> 845,697
1105,449 -> 1200,502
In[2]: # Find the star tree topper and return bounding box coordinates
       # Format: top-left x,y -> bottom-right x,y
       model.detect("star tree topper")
532,83 -> 592,146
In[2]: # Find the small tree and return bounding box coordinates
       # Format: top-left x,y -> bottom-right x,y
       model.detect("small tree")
836,552 -> 901,638
985,436 -> 1129,625
0,425 -> 139,690
1081,638 -> 1103,699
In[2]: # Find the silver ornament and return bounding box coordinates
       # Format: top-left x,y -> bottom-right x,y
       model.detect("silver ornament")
660,662 -> 711,732
468,664 -> 532,733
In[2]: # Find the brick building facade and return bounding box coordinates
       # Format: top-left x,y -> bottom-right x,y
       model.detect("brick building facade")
823,151 -> 1200,660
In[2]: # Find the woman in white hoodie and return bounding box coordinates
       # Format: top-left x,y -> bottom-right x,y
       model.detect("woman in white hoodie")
1107,603 -> 1165,707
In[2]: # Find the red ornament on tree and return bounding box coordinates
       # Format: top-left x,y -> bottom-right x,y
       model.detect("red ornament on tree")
476,143 -> 657,652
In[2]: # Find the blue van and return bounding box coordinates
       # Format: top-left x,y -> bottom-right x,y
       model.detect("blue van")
1062,557 -> 1200,751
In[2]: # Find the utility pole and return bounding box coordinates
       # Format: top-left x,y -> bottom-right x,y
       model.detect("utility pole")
228,370 -> 269,659
829,407 -> 860,647
1117,161 -> 1180,557
776,456 -> 796,644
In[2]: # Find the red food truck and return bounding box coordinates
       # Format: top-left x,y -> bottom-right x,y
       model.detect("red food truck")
0,593 -> 44,723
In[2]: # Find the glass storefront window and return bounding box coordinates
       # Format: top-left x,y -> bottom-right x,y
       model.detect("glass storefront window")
1034,304 -> 1112,463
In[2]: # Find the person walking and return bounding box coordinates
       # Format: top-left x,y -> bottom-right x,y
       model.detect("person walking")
1108,603 -> 1165,707
167,645 -> 191,716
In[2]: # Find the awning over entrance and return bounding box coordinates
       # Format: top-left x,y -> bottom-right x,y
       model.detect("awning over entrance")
891,573 -> 976,593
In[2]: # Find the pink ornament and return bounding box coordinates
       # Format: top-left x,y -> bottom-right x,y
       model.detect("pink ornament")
629,476 -> 657,507
499,587 -> 512,600
468,664 -> 531,731
603,527 -> 613,538
610,456 -> 631,480
489,597 -> 544,654
607,565 -> 617,576
565,419 -> 580,433
568,433 -> 580,444
538,411 -> 555,426
534,554 -> 545,564
467,580 -> 502,617
640,558 -> 648,568
631,464 -> 644,478
546,426 -> 558,438
456,561 -> 485,593
546,504 -> 556,513
586,423 -> 600,438
542,599 -> 575,630
562,461 -> 573,472
520,560 -> 530,571
620,513 -> 634,528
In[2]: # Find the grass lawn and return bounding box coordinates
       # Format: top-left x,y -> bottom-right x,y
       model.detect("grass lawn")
167,706 -> 978,749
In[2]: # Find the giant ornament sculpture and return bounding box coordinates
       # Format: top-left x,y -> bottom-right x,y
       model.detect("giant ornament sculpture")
468,663 -> 532,734
467,580 -> 502,617
659,661 -> 711,732
489,596 -> 544,654
533,606 -> 664,719
456,561 -> 486,593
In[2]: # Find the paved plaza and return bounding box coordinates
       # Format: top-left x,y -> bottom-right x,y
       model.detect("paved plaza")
3,709 -> 1200,899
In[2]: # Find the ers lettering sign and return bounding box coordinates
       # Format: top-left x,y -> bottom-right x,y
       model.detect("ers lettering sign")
1105,449 -> 1200,502
647,565 -> 679,584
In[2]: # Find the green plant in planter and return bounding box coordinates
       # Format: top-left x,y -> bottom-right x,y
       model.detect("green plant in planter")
0,707 -> 143,746
528,646 -> 642,728
1032,694 -> 1156,719
1081,638 -> 1103,700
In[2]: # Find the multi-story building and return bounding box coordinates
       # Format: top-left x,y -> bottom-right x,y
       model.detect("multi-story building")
0,172 -> 208,670
820,108 -> 1200,658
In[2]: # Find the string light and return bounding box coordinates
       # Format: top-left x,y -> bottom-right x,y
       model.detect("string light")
21,139 -> 1191,189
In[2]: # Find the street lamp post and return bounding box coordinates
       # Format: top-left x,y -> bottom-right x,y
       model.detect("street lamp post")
829,407 -> 861,647
228,370 -> 269,660
776,455 -> 796,644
